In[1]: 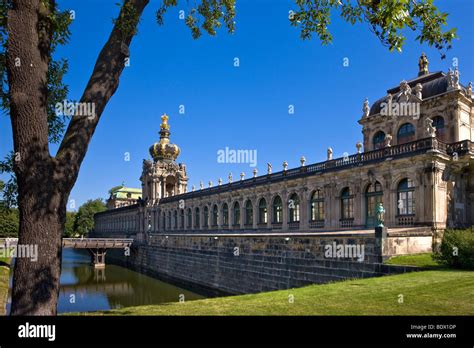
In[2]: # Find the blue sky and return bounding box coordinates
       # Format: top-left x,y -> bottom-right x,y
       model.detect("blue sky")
1,0 -> 473,210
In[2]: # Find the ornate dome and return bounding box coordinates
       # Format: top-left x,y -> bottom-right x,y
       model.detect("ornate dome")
149,114 -> 181,162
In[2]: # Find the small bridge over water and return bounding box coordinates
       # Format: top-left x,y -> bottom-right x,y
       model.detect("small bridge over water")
0,238 -> 133,268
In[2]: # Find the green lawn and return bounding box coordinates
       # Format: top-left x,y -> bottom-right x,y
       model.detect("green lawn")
1,252 -> 471,316
384,253 -> 443,269
0,257 -> 10,316
73,269 -> 474,316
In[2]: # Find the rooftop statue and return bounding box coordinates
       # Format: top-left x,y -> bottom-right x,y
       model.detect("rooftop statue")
327,147 -> 333,160
447,68 -> 461,90
362,98 -> 370,118
418,52 -> 429,76
160,113 -> 170,130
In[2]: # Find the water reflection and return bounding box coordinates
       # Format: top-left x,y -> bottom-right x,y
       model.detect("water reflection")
8,249 -> 204,314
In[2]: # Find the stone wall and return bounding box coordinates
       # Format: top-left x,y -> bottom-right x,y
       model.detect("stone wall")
103,232 -> 421,295
383,228 -> 433,256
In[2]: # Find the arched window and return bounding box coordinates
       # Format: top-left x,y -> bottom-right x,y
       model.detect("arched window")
258,198 -> 267,224
222,203 -> 229,226
167,211 -> 172,230
194,207 -> 200,228
288,193 -> 300,223
212,205 -> 218,227
340,187 -> 354,219
373,131 -> 386,150
365,181 -> 383,227
397,178 -> 415,215
180,209 -> 185,229
397,123 -> 415,144
233,202 -> 240,226
203,206 -> 209,228
245,200 -> 253,226
273,196 -> 283,223
187,208 -> 192,228
174,210 -> 178,229
310,189 -> 324,221
432,116 -> 446,141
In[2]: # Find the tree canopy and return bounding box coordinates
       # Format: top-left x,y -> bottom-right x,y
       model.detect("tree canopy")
0,206 -> 18,237
73,199 -> 107,236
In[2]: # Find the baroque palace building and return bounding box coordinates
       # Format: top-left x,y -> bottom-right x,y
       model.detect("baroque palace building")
94,55 -> 474,242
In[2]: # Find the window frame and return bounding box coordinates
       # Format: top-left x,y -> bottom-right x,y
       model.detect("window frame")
288,193 -> 300,223
340,187 -> 354,220
310,189 -> 325,221
273,196 -> 283,223
233,202 -> 241,226
245,200 -> 253,225
258,198 -> 267,224
397,123 -> 415,144
397,178 -> 415,216
373,131 -> 386,150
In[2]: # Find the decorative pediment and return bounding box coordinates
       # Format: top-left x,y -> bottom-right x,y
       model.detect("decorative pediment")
393,80 -> 422,104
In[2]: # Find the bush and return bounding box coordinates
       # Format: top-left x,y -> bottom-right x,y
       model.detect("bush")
0,208 -> 19,237
433,228 -> 474,269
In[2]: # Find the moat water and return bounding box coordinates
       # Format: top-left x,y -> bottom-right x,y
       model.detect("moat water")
7,249 -> 204,314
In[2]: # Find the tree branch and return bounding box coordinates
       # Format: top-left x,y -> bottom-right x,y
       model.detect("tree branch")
56,0 -> 149,189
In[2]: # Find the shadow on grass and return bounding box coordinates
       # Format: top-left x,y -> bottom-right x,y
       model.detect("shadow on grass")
0,261 -> 10,268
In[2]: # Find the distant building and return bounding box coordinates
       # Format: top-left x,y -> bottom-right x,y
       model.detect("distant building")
106,185 -> 142,209
95,55 -> 473,246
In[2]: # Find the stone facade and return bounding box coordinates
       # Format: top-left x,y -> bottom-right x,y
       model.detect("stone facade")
92,56 -> 473,294
95,57 -> 474,248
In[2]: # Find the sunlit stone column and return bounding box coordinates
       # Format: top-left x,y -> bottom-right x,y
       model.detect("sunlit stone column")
252,197 -> 258,230
382,175 -> 392,227
216,202 -> 222,230
325,183 -> 336,229
227,201 -> 234,230
206,204 -> 211,229
265,194 -> 272,229
228,200 -> 232,230
198,205 -> 203,230
299,188 -> 309,230
160,177 -> 165,199
190,205 -> 195,231
240,198 -> 245,230
281,190 -> 288,231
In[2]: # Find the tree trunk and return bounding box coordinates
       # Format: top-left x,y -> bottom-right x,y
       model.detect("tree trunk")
6,0 -> 149,315
6,0 -> 62,315
10,184 -> 66,315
